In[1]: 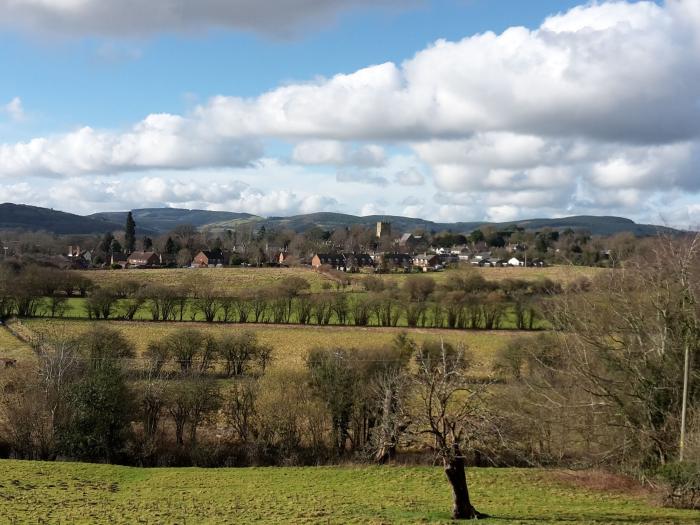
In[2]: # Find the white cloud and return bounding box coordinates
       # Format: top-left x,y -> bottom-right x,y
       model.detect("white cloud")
193,0 -> 700,144
45,173 -> 339,217
0,114 -> 263,177
0,0 -> 411,36
3,97 -> 25,122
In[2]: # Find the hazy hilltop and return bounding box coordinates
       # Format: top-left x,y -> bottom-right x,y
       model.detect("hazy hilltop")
0,203 -> 681,237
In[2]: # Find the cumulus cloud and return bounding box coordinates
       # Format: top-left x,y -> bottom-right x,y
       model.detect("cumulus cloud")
194,0 -> 700,144
292,140 -> 385,167
0,114 -> 263,177
0,0 -> 411,36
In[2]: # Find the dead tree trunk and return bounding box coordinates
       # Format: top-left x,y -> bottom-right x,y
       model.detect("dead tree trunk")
444,445 -> 487,520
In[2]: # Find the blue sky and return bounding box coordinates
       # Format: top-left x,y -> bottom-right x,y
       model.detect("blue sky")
0,0 -> 698,227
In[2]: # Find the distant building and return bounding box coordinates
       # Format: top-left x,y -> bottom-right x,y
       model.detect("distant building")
398,233 -> 419,252
110,253 -> 128,268
193,249 -> 227,267
127,251 -> 161,268
379,253 -> 413,271
413,253 -> 440,270
311,253 -> 373,272
376,221 -> 392,240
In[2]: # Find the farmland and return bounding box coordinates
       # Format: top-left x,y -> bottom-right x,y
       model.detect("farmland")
80,264 -> 605,294
20,319 -> 522,372
0,460 -> 695,524
82,266 -> 338,292
0,325 -> 32,363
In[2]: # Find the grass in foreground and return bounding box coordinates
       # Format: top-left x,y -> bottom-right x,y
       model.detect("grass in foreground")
21,319 -> 522,372
0,460 -> 694,524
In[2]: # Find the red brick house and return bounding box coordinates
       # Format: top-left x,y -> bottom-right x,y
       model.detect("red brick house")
193,249 -> 227,267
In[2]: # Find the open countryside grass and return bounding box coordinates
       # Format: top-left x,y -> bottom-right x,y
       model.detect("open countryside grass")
0,460 -> 695,524
81,266 -> 336,293
359,265 -> 606,287
21,319 -> 522,372
0,325 -> 33,363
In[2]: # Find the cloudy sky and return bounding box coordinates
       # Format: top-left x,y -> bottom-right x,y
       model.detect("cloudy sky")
0,0 -> 699,226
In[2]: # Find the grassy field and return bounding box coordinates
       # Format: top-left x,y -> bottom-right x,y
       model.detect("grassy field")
80,265 -> 605,295
81,267 -> 336,293
21,319 -> 522,372
358,265 -> 605,287
0,325 -> 33,363
0,460 -> 694,524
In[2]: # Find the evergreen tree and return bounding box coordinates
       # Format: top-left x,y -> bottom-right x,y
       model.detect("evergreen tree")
110,239 -> 123,254
165,236 -> 177,255
99,232 -> 114,254
125,212 -> 136,253
143,236 -> 153,250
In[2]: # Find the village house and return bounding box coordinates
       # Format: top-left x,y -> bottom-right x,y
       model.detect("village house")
379,253 -> 413,271
397,233 -> 420,252
311,253 -> 374,272
508,257 -> 524,267
413,253 -> 440,271
127,251 -> 161,268
311,253 -> 346,270
193,249 -> 227,268
110,252 -> 128,268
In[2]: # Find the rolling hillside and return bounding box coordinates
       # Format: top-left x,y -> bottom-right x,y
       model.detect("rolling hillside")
88,208 -> 258,233
0,203 -> 122,235
0,202 -> 681,237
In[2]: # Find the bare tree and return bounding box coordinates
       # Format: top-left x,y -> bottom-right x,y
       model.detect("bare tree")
413,341 -> 489,520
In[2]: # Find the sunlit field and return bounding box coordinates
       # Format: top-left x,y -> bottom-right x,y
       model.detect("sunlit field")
0,460 -> 694,524
20,319 -> 523,373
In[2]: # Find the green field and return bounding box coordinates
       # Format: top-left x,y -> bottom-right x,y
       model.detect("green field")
0,460 -> 693,524
21,319 -> 522,372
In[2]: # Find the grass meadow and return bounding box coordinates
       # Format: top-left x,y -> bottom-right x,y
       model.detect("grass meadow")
0,460 -> 695,524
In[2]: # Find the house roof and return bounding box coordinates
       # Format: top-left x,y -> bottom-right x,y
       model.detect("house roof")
128,251 -> 159,262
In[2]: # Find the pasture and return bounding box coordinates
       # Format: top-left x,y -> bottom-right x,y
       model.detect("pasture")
0,460 -> 694,524
20,319 -> 522,372
359,264 -> 605,287
81,266 -> 336,292
0,325 -> 32,364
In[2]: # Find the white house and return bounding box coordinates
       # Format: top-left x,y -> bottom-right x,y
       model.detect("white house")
508,257 -> 524,267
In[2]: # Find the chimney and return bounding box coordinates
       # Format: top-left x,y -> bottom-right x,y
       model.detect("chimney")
68,245 -> 73,257
76,246 -> 81,257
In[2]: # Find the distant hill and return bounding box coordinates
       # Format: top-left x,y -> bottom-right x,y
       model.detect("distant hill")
0,203 -> 681,237
0,203 -> 122,235
237,212 -> 676,237
89,208 -> 258,234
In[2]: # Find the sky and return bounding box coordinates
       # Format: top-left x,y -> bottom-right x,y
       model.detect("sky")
0,0 -> 699,227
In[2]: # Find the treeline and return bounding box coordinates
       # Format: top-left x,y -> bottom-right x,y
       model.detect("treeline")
0,326 -> 490,469
0,264 -> 576,330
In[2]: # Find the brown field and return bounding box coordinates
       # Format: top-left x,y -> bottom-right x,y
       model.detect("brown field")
21,319 -> 525,373
80,266 -> 336,292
